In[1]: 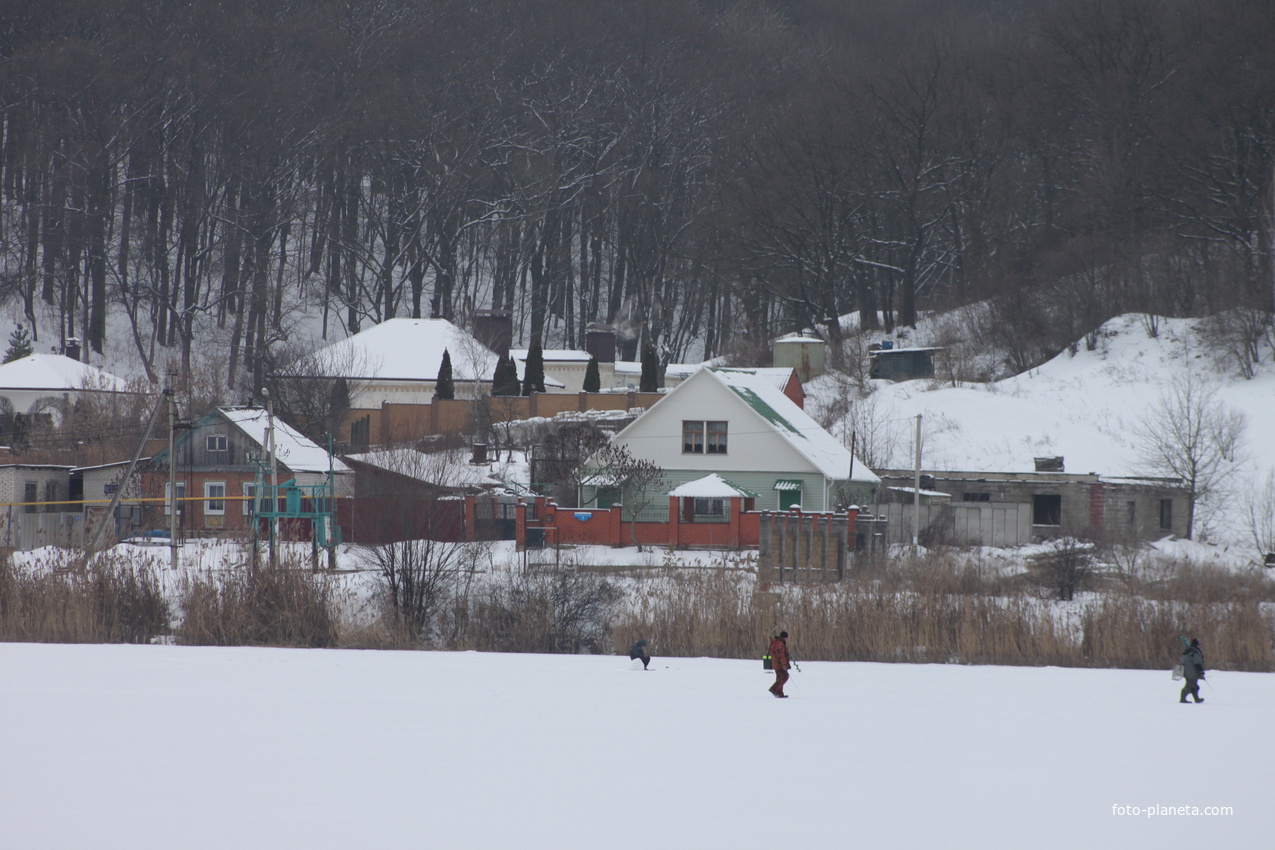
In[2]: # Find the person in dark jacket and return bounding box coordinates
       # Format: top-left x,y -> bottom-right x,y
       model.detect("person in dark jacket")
629,639 -> 651,670
768,632 -> 791,698
1179,638 -> 1206,703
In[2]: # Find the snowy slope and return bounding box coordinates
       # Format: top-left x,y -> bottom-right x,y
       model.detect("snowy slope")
1,643 -> 1270,850
809,314 -> 1275,548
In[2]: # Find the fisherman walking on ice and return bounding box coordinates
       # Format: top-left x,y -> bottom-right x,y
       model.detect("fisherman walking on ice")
768,631 -> 791,698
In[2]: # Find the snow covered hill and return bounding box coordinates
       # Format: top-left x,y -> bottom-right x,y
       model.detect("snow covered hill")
2,642 -> 1269,850
808,313 -> 1275,553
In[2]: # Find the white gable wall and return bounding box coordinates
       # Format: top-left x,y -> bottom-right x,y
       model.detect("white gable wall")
593,370 -> 854,511
611,371 -> 816,475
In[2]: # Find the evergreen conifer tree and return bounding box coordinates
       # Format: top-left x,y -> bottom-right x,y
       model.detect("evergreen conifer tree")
4,325 -> 33,363
491,354 -> 507,396
583,356 -> 601,392
522,342 -> 546,396
492,354 -> 517,396
639,343 -> 659,392
435,349 -> 455,400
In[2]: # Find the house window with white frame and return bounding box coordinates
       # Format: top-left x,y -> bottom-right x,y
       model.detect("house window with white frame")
243,482 -> 258,516
706,421 -> 728,454
164,481 -> 187,516
206,434 -> 228,453
683,420 -> 728,454
683,421 -> 704,453
204,481 -> 226,515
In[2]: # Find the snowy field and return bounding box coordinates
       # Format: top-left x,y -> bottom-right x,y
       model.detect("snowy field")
2,643 -> 1271,849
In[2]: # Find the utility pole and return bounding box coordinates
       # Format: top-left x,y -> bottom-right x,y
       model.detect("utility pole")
169,389 -> 179,571
265,389 -> 279,569
86,388 -> 169,553
913,414 -> 922,549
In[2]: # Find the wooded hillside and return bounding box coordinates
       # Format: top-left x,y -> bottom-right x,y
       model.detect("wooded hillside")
2,0 -> 1273,387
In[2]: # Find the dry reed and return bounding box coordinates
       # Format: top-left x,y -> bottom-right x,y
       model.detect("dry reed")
0,551 -> 170,643
175,560 -> 340,648
612,552 -> 1275,671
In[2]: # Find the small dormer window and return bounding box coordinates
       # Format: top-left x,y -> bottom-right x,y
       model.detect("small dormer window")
206,435 -> 228,453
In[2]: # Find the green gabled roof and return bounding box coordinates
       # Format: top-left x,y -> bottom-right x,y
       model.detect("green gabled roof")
720,477 -> 759,498
704,367 -> 880,484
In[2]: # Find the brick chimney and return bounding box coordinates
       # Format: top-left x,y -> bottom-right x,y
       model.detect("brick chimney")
585,322 -> 617,363
473,310 -> 512,358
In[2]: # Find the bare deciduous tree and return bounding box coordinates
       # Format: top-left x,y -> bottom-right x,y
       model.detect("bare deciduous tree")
1134,372 -> 1247,540
372,538 -> 484,646
1245,468 -> 1275,560
586,442 -> 669,551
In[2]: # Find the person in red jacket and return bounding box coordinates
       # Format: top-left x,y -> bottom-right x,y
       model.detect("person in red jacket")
768,631 -> 791,698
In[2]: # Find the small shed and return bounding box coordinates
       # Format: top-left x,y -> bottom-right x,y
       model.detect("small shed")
772,333 -> 826,382
869,346 -> 942,382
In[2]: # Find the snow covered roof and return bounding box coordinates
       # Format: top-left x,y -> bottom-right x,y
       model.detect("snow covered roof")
705,368 -> 879,484
505,350 -> 568,388
669,474 -> 757,498
510,348 -> 593,363
219,408 -> 350,475
344,446 -> 528,492
73,459 -> 150,473
0,354 -> 131,392
613,361 -> 702,380
888,486 -> 952,498
739,367 -> 796,392
306,318 -> 499,382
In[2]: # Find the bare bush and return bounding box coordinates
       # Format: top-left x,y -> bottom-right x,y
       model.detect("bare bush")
1198,309 -> 1272,380
458,566 -> 621,654
1028,537 -> 1096,601
372,538 -> 483,645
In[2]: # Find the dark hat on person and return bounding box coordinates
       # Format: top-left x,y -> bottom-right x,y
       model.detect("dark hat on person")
1190,638 -> 1199,647
779,631 -> 788,638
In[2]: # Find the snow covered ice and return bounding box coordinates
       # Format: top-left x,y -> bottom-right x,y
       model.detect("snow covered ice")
2,643 -> 1271,849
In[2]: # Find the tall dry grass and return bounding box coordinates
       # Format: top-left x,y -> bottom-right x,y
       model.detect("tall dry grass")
175,560 -> 340,648
0,550 -> 170,643
612,551 -> 1275,671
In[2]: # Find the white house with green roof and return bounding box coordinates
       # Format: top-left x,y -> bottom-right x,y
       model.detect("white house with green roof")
580,366 -> 878,517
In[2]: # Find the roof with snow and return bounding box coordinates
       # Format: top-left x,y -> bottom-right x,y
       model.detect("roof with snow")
343,446 -> 528,492
306,318 -> 499,382
0,354 -> 131,392
705,367 -> 879,483
505,350 -> 569,388
612,361 -> 702,380
219,408 -> 350,475
668,473 -> 758,499
510,348 -> 593,363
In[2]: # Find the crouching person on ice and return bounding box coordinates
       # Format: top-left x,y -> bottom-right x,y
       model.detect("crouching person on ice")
629,639 -> 651,670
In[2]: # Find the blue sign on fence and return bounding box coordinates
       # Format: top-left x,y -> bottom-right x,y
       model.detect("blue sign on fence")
573,512 -> 593,521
